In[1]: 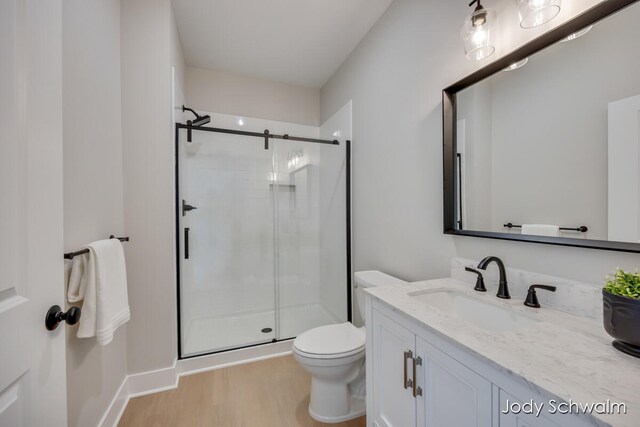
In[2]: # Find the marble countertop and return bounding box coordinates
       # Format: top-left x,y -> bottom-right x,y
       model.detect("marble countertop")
365,278 -> 640,427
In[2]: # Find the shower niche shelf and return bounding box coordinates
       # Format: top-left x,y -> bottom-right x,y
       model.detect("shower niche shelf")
269,182 -> 296,188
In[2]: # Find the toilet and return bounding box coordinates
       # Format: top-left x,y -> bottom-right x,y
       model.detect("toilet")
292,271 -> 406,423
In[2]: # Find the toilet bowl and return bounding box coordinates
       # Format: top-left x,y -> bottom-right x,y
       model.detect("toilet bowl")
293,322 -> 366,423
292,271 -> 406,423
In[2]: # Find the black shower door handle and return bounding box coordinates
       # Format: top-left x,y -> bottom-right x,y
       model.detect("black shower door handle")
184,227 -> 190,259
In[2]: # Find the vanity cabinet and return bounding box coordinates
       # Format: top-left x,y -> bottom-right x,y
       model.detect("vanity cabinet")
367,301 -> 592,427
370,309 -> 492,427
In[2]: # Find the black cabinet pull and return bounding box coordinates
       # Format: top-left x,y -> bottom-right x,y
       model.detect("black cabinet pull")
185,227 -> 190,259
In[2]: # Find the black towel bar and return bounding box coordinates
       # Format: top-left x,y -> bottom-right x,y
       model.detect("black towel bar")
503,223 -> 588,233
64,236 -> 130,260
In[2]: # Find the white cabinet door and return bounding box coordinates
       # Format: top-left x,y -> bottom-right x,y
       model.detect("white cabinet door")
371,310 -> 417,427
0,0 -> 67,425
416,337 -> 493,427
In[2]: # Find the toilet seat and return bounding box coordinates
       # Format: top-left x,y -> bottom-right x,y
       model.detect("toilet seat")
293,322 -> 365,359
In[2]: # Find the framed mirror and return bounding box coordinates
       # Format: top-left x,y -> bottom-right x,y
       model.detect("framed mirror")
443,0 -> 640,253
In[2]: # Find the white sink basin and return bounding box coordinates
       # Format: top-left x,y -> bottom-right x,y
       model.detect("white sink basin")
409,290 -> 540,333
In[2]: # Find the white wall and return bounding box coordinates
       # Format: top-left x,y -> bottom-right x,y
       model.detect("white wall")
61,1 -> 127,426
121,0 -> 183,375
186,66 -> 321,126
321,0 -> 640,287
321,0 -> 461,281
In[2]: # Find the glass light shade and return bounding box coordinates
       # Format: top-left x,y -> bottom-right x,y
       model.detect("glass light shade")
461,8 -> 495,61
503,58 -> 528,71
517,0 -> 561,28
560,25 -> 592,42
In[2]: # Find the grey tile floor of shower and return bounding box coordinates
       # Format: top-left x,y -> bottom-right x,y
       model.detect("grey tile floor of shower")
183,303 -> 340,356
119,355 -> 366,427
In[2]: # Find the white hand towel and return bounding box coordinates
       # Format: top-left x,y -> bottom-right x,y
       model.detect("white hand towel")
67,239 -> 129,346
521,224 -> 560,237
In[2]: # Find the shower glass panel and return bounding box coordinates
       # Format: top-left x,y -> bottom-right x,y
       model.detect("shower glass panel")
177,114 -> 349,359
272,140 -> 348,340
178,129 -> 277,357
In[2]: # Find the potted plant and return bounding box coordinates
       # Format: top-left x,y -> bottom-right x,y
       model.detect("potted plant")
602,268 -> 640,358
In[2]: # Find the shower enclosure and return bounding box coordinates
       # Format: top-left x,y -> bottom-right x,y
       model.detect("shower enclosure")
175,113 -> 350,358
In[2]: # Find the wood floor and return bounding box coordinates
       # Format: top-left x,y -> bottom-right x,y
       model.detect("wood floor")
119,355 -> 366,427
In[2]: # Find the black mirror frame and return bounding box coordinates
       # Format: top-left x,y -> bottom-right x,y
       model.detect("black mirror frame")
442,0 -> 640,254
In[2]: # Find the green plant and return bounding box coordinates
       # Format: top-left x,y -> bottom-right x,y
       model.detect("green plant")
604,268 -> 640,299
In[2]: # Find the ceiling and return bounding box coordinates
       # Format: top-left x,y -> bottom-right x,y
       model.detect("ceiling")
171,0 -> 393,88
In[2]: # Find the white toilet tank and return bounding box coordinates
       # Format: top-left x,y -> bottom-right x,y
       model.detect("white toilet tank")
353,271 -> 406,324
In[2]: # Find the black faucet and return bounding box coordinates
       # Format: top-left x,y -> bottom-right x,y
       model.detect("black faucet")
477,256 -> 510,299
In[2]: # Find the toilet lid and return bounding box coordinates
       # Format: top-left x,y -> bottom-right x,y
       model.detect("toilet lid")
293,322 -> 365,357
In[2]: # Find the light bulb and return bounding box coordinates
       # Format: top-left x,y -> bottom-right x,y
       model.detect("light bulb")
471,29 -> 487,47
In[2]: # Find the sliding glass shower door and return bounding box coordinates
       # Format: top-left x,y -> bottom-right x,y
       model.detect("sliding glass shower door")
271,139 -> 348,340
177,115 -> 349,358
178,130 -> 277,357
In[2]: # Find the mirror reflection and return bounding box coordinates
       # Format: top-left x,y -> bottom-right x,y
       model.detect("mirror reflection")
455,2 -> 640,244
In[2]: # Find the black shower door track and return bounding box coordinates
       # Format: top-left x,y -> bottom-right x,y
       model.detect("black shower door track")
174,122 -> 352,360
176,122 -> 340,148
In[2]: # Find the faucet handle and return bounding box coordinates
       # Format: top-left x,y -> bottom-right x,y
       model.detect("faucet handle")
524,284 -> 557,308
465,267 -> 487,292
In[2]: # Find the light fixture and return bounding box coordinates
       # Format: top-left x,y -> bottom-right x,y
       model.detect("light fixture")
560,25 -> 592,42
517,0 -> 561,29
461,0 -> 495,61
287,150 -> 304,170
503,58 -> 528,71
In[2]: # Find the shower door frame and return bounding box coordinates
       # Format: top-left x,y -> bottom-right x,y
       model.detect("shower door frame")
174,122 -> 352,360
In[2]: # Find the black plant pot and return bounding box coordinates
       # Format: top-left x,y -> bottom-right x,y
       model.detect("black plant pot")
603,289 -> 640,358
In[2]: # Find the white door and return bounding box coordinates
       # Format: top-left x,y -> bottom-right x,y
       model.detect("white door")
371,311 -> 417,427
608,94 -> 640,243
0,0 -> 67,426
415,337 -> 492,427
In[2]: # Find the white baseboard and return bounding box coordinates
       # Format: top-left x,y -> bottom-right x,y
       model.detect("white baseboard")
99,340 -> 293,427
127,362 -> 179,398
98,376 -> 130,427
